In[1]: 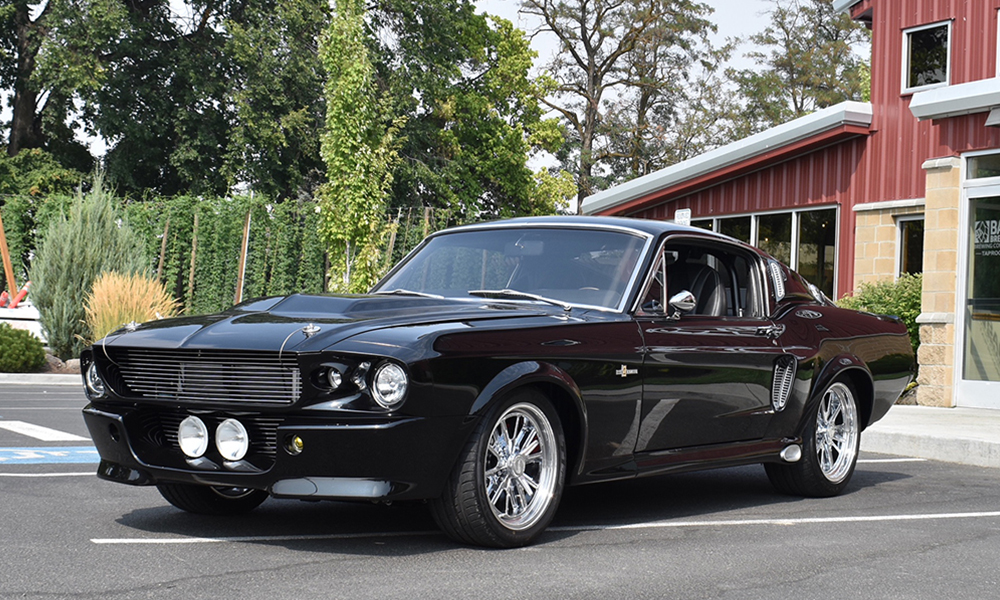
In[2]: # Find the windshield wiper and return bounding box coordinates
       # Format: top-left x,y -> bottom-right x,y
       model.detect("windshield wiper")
469,289 -> 572,312
373,288 -> 444,299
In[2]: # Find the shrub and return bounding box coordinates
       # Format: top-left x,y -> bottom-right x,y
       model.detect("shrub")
30,173 -> 149,359
0,323 -> 47,372
84,271 -> 180,343
839,273 -> 923,355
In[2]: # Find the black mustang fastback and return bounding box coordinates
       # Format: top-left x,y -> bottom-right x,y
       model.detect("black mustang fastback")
82,216 -> 915,547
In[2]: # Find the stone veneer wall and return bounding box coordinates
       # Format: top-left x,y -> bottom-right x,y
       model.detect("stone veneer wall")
915,157 -> 962,407
853,200 -> 925,287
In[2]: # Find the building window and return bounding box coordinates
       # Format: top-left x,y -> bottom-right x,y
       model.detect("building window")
719,216 -> 750,243
968,153 -> 1000,180
897,216 -> 924,275
798,209 -> 837,296
903,21 -> 951,93
757,213 -> 792,266
685,207 -> 838,298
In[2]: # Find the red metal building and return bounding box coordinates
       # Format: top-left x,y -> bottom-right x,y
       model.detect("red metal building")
583,0 -> 1000,409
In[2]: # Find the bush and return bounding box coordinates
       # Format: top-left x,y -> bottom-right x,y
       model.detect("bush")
30,173 -> 149,359
84,271 -> 180,343
0,324 -> 47,372
839,273 -> 922,354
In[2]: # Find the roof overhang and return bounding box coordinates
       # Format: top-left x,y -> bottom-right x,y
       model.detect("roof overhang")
581,101 -> 873,216
832,0 -> 863,12
909,78 -> 1000,121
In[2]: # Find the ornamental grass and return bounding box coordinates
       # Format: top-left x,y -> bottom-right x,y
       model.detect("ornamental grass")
84,271 -> 180,343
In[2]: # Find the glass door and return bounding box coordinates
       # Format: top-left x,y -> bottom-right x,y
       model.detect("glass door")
958,189 -> 1000,408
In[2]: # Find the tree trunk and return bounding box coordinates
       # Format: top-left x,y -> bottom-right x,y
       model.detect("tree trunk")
7,3 -> 43,156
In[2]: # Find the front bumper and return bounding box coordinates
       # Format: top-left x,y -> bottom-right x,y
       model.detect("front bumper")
83,403 -> 468,502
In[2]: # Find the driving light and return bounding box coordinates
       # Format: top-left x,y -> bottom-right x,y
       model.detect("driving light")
372,362 -> 408,409
284,435 -> 304,455
85,362 -> 107,398
216,418 -> 250,461
178,416 -> 209,458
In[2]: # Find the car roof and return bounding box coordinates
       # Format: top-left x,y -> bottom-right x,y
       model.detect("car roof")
439,215 -> 712,239
441,215 -> 751,248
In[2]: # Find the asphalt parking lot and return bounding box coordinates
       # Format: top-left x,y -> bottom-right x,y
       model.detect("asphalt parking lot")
3,384 -> 1000,599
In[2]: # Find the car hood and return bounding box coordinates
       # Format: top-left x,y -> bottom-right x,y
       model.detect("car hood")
94,293 -> 573,353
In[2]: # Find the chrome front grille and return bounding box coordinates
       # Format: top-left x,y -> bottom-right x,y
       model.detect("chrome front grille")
108,348 -> 301,405
772,355 -> 796,412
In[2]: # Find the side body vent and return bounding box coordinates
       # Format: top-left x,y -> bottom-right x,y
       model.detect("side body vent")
772,355 -> 797,412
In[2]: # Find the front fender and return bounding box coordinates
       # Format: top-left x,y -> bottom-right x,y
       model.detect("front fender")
469,360 -> 589,477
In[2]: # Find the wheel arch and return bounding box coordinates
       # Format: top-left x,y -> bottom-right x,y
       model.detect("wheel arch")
469,361 -> 588,482
811,355 -> 876,430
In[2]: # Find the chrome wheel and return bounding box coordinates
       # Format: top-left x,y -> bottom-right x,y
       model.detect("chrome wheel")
430,389 -> 565,547
814,381 -> 859,484
484,402 -> 559,531
764,377 -> 862,498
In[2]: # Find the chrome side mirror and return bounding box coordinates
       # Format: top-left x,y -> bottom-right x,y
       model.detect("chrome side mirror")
668,290 -> 696,320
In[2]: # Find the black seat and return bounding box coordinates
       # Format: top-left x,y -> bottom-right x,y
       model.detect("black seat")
687,265 -> 726,317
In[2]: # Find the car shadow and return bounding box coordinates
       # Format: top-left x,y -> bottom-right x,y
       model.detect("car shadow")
110,464 -> 912,554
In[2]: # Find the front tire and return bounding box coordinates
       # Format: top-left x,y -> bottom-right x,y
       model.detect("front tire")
765,379 -> 861,497
157,483 -> 268,515
431,389 -> 566,548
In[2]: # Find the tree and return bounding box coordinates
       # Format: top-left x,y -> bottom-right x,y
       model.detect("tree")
727,0 -> 871,137
2,0 -> 329,200
223,0 -> 329,200
317,0 -> 403,293
522,0 -> 717,207
371,1 -> 569,223
0,0 -> 115,170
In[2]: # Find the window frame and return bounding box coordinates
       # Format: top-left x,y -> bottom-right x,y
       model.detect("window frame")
895,214 -> 925,277
901,20 -> 952,95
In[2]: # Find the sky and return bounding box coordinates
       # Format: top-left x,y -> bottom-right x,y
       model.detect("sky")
480,0 -> 773,71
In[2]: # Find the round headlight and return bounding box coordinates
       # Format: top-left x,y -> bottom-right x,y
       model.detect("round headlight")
372,362 -> 408,409
327,368 -> 343,389
216,418 -> 250,461
85,362 -> 106,398
178,416 -> 209,458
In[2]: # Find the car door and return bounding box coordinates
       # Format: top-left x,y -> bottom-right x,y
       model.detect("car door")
634,238 -> 786,451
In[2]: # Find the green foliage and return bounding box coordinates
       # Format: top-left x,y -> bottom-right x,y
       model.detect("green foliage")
223,0 -> 330,200
318,0 -> 403,293
0,149 -> 83,197
373,2 -> 567,221
839,273 -> 923,354
125,195 -> 327,315
727,0 -> 871,136
30,173 -> 149,359
0,324 -> 46,373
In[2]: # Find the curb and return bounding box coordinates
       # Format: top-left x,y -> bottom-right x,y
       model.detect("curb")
861,431 -> 1000,469
0,373 -> 82,386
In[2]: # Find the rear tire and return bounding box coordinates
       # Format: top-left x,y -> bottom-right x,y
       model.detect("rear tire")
765,379 -> 860,497
430,388 -> 566,548
157,483 -> 268,515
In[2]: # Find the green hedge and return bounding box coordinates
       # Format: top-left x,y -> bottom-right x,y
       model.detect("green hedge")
839,273 -> 923,355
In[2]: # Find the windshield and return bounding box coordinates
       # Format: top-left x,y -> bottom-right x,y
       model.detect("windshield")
374,227 -> 649,311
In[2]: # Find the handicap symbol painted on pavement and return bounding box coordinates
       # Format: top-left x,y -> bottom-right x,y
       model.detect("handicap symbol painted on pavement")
0,447 -> 100,464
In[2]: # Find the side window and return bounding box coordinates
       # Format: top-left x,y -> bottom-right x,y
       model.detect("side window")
638,240 -> 763,319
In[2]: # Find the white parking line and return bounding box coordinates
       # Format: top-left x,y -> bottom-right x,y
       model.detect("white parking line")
0,421 -> 89,442
90,509 -> 1000,545
857,458 -> 927,464
0,472 -> 93,477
